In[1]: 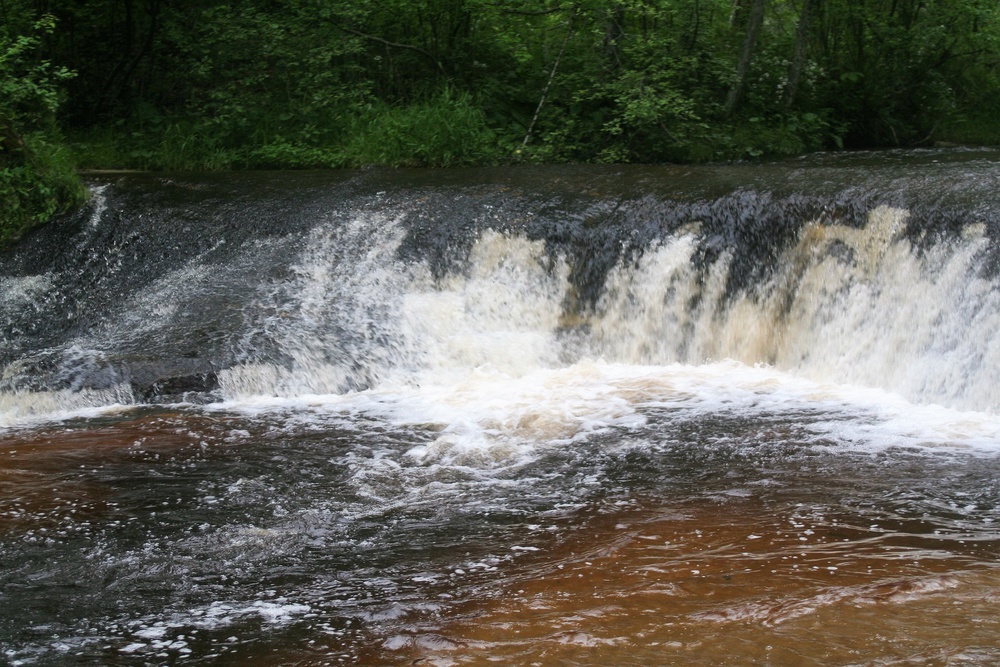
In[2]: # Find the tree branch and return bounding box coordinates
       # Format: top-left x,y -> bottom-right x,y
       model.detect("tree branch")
336,25 -> 445,74
485,3 -> 571,17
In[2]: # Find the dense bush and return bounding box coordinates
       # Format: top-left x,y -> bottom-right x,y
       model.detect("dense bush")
1,14 -> 85,248
58,0 -> 997,168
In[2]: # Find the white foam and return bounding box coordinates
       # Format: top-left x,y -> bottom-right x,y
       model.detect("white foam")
0,273 -> 53,308
593,208 -> 1000,414
0,387 -> 135,429
7,209 -> 1000,445
212,357 -> 1000,472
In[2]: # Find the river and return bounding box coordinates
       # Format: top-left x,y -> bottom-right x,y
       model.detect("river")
2,150 -> 1000,665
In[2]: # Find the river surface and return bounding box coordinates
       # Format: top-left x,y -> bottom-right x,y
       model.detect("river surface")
2,150 -> 1000,665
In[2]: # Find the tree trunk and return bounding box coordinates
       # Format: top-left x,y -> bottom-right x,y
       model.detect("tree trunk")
724,0 -> 765,117
784,0 -> 818,107
603,4 -> 625,73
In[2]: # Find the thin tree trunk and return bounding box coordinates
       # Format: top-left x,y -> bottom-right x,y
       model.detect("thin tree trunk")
784,0 -> 817,107
724,0 -> 765,117
603,4 -> 625,72
521,12 -> 575,151
686,0 -> 701,52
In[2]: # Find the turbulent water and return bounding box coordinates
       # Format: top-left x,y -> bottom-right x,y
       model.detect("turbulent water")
2,150 -> 1000,665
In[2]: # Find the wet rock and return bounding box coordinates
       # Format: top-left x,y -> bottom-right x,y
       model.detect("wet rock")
132,370 -> 220,404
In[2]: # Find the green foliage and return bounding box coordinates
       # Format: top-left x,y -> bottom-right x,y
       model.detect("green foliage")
18,0 -> 1000,174
72,89 -> 497,171
1,13 -> 85,248
803,0 -> 1000,147
1,134 -> 85,246
342,88 -> 499,167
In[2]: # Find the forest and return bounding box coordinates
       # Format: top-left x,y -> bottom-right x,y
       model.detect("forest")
2,0 -> 1000,246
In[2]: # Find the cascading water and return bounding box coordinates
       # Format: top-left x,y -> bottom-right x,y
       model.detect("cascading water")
2,152 -> 1000,666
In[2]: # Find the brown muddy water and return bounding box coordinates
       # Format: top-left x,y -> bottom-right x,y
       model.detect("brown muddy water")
3,151 -> 1000,665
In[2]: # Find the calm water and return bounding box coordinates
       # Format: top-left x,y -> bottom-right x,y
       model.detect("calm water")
2,150 -> 1000,665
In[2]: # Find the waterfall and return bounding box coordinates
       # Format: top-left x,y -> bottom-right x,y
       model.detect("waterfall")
3,154 -> 1000,426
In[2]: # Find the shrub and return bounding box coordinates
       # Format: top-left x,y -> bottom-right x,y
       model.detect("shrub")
343,88 -> 500,167
0,14 -> 85,248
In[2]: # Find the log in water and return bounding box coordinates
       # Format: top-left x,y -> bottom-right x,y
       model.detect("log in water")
2,150 -> 1000,665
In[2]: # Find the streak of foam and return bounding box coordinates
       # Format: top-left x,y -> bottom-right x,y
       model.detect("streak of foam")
693,575 -> 961,627
0,273 -> 53,310
0,386 -> 135,428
